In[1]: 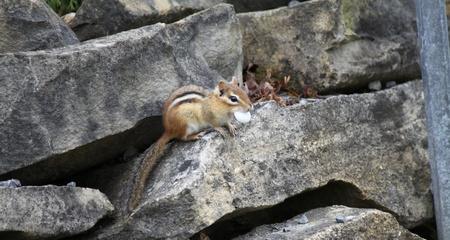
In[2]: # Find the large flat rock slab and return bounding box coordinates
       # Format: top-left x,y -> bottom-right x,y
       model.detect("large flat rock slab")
0,185 -> 113,239
0,4 -> 242,184
234,206 -> 424,240
72,0 -> 292,40
0,0 -> 79,53
79,81 -> 431,239
239,0 -> 420,92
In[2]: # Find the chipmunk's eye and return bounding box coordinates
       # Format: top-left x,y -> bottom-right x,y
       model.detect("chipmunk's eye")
229,96 -> 238,102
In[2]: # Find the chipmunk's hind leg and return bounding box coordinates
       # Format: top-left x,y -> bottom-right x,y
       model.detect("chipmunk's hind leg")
182,131 -> 206,141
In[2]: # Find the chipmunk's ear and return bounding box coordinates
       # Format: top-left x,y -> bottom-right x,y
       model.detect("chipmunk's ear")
230,76 -> 238,86
215,80 -> 227,96
218,80 -> 227,90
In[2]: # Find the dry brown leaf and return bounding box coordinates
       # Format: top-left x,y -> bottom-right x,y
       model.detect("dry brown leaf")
243,63 -> 308,106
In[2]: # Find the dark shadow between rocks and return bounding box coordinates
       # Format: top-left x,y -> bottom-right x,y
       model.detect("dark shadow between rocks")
0,116 -> 163,185
190,180 -> 397,240
227,0 -> 292,12
321,77 -> 421,96
0,231 -> 33,240
411,218 -> 437,240
73,8 -> 198,41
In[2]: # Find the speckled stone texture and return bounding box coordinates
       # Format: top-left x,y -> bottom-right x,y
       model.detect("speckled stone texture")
0,0 -> 79,53
0,185 -> 113,239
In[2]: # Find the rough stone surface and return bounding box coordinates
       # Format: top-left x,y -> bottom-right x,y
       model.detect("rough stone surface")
62,12 -> 77,28
74,81 -> 431,239
233,206 -> 424,240
0,185 -> 113,239
72,0 -> 292,40
0,0 -> 79,53
0,4 -> 242,184
238,0 -> 420,92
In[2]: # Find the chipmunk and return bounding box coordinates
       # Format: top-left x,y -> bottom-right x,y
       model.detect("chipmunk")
129,77 -> 253,210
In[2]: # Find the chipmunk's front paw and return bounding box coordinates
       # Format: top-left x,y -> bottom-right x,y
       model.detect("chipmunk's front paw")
214,127 -> 228,138
227,123 -> 237,137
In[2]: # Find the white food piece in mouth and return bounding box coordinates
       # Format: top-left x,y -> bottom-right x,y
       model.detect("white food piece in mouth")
234,111 -> 251,123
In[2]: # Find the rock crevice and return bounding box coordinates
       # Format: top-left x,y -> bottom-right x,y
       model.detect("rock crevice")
190,180 -> 397,240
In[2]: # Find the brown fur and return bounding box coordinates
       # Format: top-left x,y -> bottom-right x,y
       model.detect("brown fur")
128,79 -> 252,210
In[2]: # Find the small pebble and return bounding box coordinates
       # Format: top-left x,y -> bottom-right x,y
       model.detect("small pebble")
0,179 -> 21,188
385,81 -> 397,88
336,215 -> 354,223
295,214 -> 309,224
336,216 -> 345,223
289,0 -> 301,8
299,98 -> 319,106
66,181 -> 76,187
368,81 -> 382,91
299,99 -> 309,105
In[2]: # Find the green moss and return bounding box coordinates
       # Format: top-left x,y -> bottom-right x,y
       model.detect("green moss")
46,0 -> 83,15
340,0 -> 369,38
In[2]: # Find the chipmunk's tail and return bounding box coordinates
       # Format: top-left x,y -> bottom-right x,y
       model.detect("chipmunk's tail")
129,133 -> 172,210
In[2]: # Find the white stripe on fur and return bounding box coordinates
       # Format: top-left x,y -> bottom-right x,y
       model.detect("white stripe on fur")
168,93 -> 204,110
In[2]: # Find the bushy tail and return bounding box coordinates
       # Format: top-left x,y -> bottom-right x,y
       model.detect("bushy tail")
129,133 -> 172,210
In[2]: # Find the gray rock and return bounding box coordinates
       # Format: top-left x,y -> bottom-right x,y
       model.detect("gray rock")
76,81 -> 431,239
368,80 -> 382,91
0,179 -> 21,188
335,215 -> 346,223
288,0 -> 302,8
386,81 -> 397,88
66,181 -> 77,187
62,12 -> 77,28
295,214 -> 309,224
335,215 -> 354,223
0,0 -> 79,53
0,185 -> 113,239
233,206 -> 424,240
0,4 -> 242,184
72,0 -> 291,40
238,0 -> 420,92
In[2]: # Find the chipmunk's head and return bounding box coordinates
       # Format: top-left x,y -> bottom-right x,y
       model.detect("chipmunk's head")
214,77 -> 253,113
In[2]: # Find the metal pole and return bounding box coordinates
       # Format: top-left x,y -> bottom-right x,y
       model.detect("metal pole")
415,0 -> 450,239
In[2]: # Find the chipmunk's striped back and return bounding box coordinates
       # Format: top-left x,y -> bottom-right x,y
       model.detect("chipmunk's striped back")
163,85 -> 208,113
